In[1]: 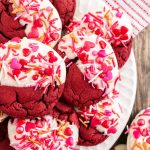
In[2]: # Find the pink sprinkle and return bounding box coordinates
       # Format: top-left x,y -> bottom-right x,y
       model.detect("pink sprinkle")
98,50 -> 106,57
46,6 -> 51,12
66,137 -> 74,146
83,41 -> 95,51
133,130 -> 141,139
10,58 -> 22,70
11,37 -> 21,43
29,43 -> 39,52
103,71 -> 113,81
116,11 -> 123,18
104,110 -> 112,116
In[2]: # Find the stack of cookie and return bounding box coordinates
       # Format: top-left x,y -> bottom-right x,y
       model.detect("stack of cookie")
0,0 -> 134,149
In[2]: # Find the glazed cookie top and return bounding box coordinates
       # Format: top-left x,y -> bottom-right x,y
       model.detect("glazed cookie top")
127,108 -> 150,150
0,111 -> 8,123
8,115 -> 79,150
9,0 -> 62,48
76,91 -> 122,135
58,31 -> 119,93
0,37 -> 66,89
67,3 -> 132,46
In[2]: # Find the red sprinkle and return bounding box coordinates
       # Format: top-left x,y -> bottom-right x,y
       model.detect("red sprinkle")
107,126 -> 117,134
101,120 -> 112,128
50,32 -> 59,41
23,48 -> 31,57
95,28 -> 104,36
32,74 -> 39,80
19,59 -> 28,67
49,56 -> 58,63
112,28 -> 121,37
120,26 -> 129,35
99,40 -> 107,49
16,126 -> 24,134
44,68 -> 53,76
120,34 -> 128,40
12,69 -> 21,77
34,19 -> 43,27
64,127 -> 73,136
137,119 -> 145,126
141,128 -> 148,137
25,122 -> 36,132
88,22 -> 96,30
146,137 -> 150,144
78,53 -> 89,63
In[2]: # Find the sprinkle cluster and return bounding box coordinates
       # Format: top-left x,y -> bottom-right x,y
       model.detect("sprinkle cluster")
67,7 -> 132,46
0,37 -> 66,92
9,116 -> 78,150
10,0 -> 62,47
77,91 -> 122,135
58,31 -> 119,92
128,108 -> 150,149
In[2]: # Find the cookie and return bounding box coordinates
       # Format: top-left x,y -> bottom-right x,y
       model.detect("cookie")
8,115 -> 79,150
58,31 -> 119,107
0,37 -> 66,118
0,0 -> 62,47
67,4 -> 133,68
127,107 -> 150,150
77,91 -> 122,146
50,0 -> 76,27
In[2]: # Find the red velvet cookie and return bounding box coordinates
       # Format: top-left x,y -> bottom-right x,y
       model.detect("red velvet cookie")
67,4 -> 133,68
8,115 -> 79,150
0,0 -> 62,47
77,92 -> 122,146
0,38 -> 66,118
58,31 -> 119,107
50,0 -> 76,27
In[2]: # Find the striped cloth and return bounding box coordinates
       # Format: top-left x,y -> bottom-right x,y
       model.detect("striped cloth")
102,0 -> 150,37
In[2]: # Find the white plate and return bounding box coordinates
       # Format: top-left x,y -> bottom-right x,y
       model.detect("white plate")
74,0 -> 137,149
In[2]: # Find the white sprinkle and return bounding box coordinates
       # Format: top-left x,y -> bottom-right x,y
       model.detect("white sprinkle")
88,71 -> 103,83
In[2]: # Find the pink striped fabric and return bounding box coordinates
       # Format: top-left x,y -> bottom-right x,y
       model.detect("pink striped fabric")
102,0 -> 150,37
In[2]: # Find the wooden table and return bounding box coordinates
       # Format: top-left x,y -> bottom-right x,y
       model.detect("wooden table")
112,25 -> 150,149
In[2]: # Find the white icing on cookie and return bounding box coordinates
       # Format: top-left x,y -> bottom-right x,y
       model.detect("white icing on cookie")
8,115 -> 79,150
0,37 -> 66,89
76,91 -> 122,135
58,31 -> 119,93
0,111 -> 8,123
68,1 -> 132,45
127,108 -> 150,150
10,0 -> 62,48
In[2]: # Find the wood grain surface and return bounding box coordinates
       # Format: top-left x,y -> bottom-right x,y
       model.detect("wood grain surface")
112,25 -> 150,149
